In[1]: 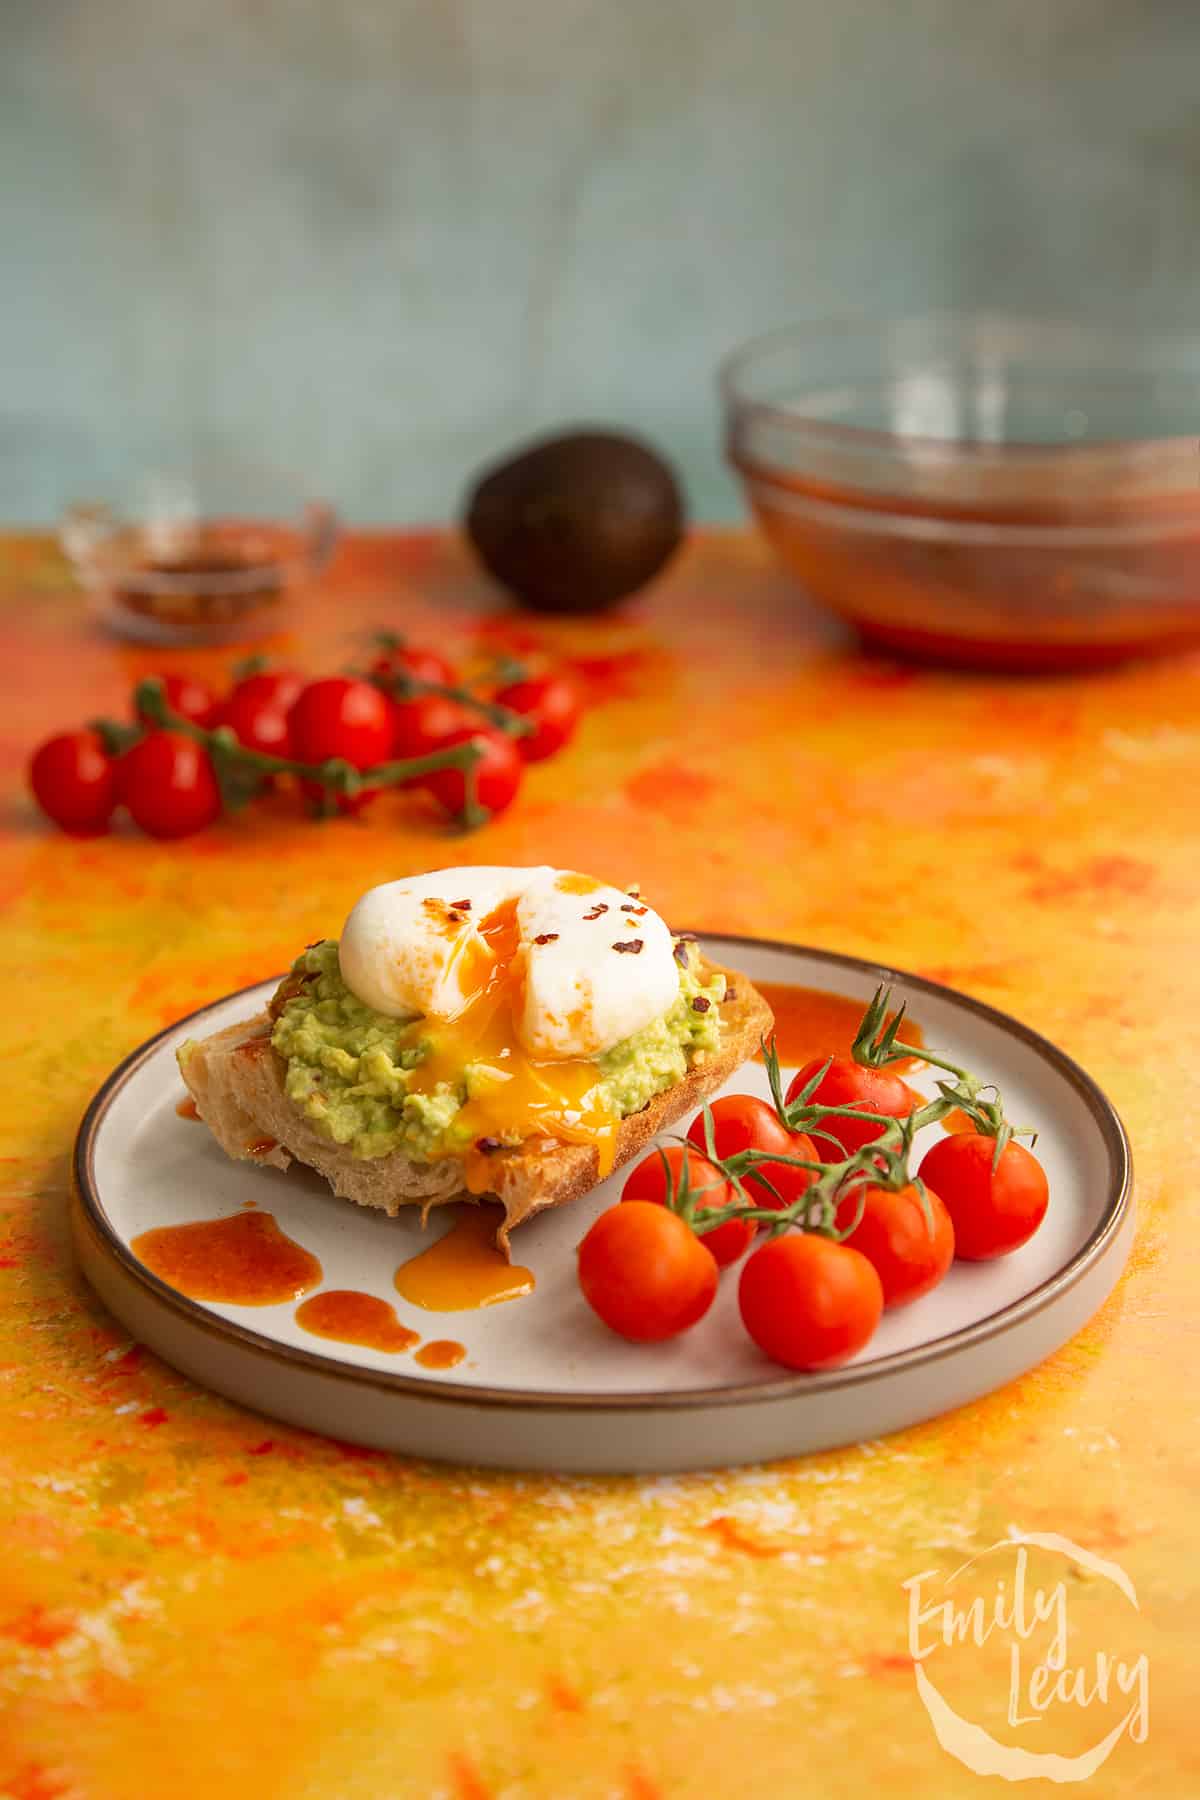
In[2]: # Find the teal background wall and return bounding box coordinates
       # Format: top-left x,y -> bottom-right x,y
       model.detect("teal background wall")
3,0 -> 1199,522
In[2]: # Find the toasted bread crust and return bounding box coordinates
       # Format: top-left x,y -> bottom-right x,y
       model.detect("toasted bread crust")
179,956 -> 772,1251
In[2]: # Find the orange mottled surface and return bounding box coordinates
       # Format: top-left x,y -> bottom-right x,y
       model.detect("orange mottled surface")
0,529 -> 1194,1795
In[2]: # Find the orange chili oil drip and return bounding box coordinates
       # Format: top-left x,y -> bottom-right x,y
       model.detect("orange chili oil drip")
175,1096 -> 200,1121
755,983 -> 924,1073
414,1339 -> 466,1370
245,1137 -> 278,1158
295,1290 -> 419,1353
130,1212 -> 322,1305
394,1204 -> 534,1312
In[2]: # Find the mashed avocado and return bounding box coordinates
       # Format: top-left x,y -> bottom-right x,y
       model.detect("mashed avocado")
596,949 -> 723,1112
268,937 -> 726,1162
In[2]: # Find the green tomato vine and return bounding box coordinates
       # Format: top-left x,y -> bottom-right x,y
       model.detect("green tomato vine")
93,675 -> 494,828
660,984 -> 1037,1245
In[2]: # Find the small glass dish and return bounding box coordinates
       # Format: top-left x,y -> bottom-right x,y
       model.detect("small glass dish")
721,315 -> 1200,669
61,457 -> 337,646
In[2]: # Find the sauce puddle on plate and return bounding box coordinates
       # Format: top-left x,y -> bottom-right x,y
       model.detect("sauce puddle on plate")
414,1339 -> 467,1370
394,1204 -> 534,1312
755,982 -> 924,1072
295,1289 -> 419,1353
131,1212 -> 322,1305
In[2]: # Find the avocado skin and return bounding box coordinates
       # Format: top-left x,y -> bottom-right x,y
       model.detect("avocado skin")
464,429 -> 685,614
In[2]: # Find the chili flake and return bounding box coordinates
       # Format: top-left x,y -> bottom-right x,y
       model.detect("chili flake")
692,996 -> 711,1013
533,932 -> 559,945
612,939 -> 644,954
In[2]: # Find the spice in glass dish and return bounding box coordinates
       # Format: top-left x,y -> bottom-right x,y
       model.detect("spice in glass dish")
60,461 -> 337,647
115,534 -> 284,629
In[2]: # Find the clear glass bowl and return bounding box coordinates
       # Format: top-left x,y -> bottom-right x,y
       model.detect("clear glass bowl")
60,456 -> 337,646
721,315 -> 1200,669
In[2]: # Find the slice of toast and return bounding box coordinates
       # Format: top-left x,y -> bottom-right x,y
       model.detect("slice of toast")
178,955 -> 772,1252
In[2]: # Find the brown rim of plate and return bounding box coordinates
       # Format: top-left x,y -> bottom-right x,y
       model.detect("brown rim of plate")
72,934 -> 1133,1416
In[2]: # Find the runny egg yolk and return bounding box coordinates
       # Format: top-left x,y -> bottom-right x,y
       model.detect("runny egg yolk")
403,898 -> 620,1184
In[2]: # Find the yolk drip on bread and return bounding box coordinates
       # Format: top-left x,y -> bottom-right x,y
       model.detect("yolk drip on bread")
409,897 -> 621,1183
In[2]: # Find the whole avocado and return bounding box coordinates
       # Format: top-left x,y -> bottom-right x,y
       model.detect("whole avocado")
464,428 -> 685,614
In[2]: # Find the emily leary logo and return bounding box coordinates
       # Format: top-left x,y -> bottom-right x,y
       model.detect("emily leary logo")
903,1531 -> 1149,1782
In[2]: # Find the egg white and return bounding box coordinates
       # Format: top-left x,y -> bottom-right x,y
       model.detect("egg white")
337,865 -> 678,1059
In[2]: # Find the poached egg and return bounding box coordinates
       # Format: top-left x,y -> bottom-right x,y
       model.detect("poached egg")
337,866 -> 682,1177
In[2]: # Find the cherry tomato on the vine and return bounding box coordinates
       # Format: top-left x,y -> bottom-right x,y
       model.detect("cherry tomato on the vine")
289,678 -> 395,814
786,1055 -> 915,1157
837,1182 -> 954,1308
494,672 -> 582,762
288,677 -> 394,769
417,725 -> 523,820
371,644 -> 456,688
686,1094 -> 817,1211
216,684 -> 294,757
577,1200 -> 718,1342
391,693 -> 474,762
29,731 -> 116,835
228,668 -> 304,716
622,1144 -> 753,1268
738,1233 -> 883,1370
138,673 -> 220,729
118,731 -> 222,839
918,1133 -> 1049,1261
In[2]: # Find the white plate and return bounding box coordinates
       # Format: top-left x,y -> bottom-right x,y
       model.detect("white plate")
73,937 -> 1132,1473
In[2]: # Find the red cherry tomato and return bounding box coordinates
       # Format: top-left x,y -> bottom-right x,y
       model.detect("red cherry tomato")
918,1134 -> 1049,1261
577,1201 -> 719,1342
118,731 -> 222,839
494,672 -> 582,762
418,726 -> 523,820
837,1182 -> 955,1308
371,644 -> 456,688
288,678 -> 395,814
686,1095 -> 816,1211
738,1233 -> 883,1370
288,677 -> 394,769
391,693 -> 475,762
622,1145 -> 753,1268
228,668 -> 304,715
786,1056 -> 915,1156
215,685 -> 293,757
29,730 -> 116,835
138,673 -> 220,729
